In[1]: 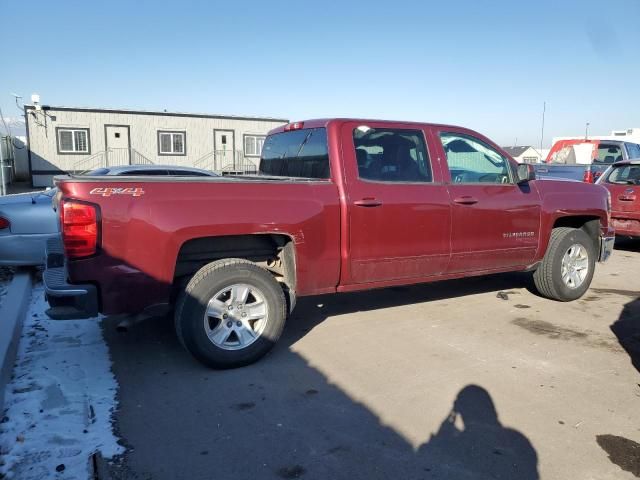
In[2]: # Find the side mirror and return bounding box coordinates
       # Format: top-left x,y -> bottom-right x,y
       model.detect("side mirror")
517,163 -> 536,184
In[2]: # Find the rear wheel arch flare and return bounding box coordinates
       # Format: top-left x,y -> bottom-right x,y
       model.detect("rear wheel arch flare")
173,233 -> 297,292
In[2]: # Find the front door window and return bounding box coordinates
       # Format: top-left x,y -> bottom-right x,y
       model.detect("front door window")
440,133 -> 512,184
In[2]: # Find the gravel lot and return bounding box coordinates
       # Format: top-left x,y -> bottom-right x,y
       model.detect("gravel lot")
100,240 -> 640,480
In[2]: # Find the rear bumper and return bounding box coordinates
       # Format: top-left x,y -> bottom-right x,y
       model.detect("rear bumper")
599,230 -> 615,262
0,232 -> 58,266
43,237 -> 98,320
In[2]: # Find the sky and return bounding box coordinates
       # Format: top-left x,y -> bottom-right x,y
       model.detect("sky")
1,0 -> 639,147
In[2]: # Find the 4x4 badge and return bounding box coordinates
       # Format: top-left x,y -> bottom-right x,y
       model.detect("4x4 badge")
89,187 -> 145,197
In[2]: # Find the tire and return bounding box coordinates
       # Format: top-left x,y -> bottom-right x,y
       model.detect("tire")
533,227 -> 596,301
175,259 -> 287,369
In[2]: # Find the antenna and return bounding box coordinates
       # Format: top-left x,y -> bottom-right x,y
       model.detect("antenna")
539,101 -> 546,150
31,93 -> 41,111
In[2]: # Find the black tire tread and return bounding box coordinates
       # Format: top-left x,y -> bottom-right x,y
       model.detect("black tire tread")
174,258 -> 286,368
533,227 -> 595,301
533,227 -> 573,300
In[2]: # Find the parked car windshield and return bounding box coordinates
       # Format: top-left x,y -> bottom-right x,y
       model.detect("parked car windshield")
83,168 -> 111,175
604,164 -> 640,185
259,128 -> 330,179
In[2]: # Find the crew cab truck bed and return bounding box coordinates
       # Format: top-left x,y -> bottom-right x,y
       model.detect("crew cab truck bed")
45,119 -> 615,368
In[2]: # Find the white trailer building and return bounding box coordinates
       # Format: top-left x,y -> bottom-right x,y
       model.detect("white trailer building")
24,105 -> 288,187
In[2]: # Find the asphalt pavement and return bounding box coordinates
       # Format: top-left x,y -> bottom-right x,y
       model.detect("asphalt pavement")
102,240 -> 640,480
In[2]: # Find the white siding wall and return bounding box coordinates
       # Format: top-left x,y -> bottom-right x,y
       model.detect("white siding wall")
513,147 -> 547,164
26,108 -> 287,187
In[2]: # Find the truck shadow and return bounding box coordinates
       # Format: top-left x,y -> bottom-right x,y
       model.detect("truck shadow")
614,237 -> 640,253
102,272 -> 539,480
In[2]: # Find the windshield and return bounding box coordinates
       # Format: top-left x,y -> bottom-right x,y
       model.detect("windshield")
604,164 -> 640,185
259,128 -> 330,179
82,168 -> 111,176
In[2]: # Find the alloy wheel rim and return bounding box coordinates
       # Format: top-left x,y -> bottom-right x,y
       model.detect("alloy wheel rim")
203,283 -> 268,350
560,244 -> 589,289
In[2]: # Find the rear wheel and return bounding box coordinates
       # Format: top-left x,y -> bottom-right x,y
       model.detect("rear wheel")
533,227 -> 596,301
175,259 -> 287,369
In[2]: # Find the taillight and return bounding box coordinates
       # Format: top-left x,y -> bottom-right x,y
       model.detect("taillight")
284,121 -> 304,131
0,217 -> 9,229
583,170 -> 594,183
61,200 -> 99,259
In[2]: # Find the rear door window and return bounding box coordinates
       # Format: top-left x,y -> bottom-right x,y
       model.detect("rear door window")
259,128 -> 330,179
596,144 -> 623,164
353,127 -> 432,182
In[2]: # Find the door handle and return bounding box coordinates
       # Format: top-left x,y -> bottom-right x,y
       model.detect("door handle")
618,195 -> 636,202
453,196 -> 479,205
354,198 -> 383,207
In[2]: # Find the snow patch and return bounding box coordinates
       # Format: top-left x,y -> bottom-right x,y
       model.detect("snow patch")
0,284 -> 122,479
0,267 -> 14,308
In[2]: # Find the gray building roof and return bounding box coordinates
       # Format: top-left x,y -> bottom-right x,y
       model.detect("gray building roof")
24,105 -> 289,123
502,146 -> 533,157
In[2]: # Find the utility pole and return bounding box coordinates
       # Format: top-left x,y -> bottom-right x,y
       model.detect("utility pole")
585,122 -> 590,139
540,101 -> 546,151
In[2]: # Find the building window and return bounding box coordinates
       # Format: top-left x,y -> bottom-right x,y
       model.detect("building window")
244,135 -> 266,157
522,156 -> 538,163
56,128 -> 90,154
158,131 -> 186,155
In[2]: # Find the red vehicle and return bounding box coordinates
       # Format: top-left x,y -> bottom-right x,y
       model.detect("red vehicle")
597,160 -> 640,238
44,119 -> 615,368
533,138 -> 640,183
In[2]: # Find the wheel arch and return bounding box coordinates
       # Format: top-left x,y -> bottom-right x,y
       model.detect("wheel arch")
172,233 -> 297,310
551,216 -> 600,252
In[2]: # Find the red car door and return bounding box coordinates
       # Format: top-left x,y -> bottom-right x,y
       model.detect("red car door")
340,121 -> 451,285
600,163 -> 640,237
431,127 -> 542,273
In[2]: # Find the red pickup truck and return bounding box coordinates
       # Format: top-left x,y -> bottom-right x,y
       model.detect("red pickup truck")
44,119 -> 615,368
596,160 -> 640,238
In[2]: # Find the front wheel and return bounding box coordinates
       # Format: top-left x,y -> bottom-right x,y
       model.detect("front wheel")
175,259 -> 287,369
533,227 -> 596,301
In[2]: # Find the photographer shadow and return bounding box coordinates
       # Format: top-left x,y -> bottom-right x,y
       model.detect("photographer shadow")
609,296 -> 640,374
419,385 -> 539,479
